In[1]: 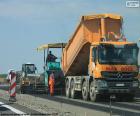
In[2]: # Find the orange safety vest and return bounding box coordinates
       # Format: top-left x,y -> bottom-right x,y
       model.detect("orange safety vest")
49,73 -> 55,96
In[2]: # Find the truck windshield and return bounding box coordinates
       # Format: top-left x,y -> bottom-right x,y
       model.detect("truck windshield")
98,44 -> 139,65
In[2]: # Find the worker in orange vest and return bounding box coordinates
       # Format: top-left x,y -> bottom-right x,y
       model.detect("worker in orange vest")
49,72 -> 55,96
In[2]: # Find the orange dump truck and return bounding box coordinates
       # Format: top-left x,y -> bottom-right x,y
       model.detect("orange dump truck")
62,14 -> 139,101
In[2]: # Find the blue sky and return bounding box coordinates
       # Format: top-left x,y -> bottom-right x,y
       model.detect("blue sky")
0,0 -> 140,73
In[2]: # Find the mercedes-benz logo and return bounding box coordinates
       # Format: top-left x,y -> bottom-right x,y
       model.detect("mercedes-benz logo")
117,73 -> 123,78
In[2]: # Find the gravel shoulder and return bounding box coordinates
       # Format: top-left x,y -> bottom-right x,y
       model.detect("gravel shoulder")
0,89 -> 108,116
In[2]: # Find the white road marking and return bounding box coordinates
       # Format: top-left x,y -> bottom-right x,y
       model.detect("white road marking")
0,101 -> 29,115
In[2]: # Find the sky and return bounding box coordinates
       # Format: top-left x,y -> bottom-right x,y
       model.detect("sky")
0,0 -> 140,73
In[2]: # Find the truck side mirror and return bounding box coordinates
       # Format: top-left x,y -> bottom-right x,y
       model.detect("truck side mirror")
35,67 -> 37,70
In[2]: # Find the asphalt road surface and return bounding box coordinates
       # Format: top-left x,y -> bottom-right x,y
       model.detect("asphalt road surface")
0,98 -> 41,116
0,84 -> 140,116
0,101 -> 19,115
32,94 -> 140,116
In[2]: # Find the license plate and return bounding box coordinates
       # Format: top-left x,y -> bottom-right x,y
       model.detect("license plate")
116,83 -> 124,86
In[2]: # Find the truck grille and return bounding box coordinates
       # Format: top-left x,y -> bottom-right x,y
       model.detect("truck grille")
101,71 -> 138,78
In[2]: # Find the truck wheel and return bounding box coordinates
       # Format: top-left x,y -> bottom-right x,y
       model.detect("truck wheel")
66,80 -> 70,98
90,81 -> 98,102
82,81 -> 89,100
71,79 -> 76,99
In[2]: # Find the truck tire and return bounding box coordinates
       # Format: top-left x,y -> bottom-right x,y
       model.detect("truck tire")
70,79 -> 76,99
66,80 -> 70,98
82,81 -> 89,100
90,81 -> 99,102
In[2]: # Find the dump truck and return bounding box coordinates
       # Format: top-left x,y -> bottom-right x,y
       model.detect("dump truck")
61,14 -> 139,101
19,63 -> 46,93
37,44 -> 66,94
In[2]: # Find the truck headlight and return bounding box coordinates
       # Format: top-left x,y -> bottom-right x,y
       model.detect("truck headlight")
97,80 -> 108,88
132,81 -> 139,87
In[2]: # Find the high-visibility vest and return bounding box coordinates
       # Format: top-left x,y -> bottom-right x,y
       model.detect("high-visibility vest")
49,73 -> 55,86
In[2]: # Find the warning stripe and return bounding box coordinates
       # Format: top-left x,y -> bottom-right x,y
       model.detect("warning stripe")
10,87 -> 16,96
11,76 -> 16,85
11,91 -> 16,97
10,73 -> 16,97
10,82 -> 16,90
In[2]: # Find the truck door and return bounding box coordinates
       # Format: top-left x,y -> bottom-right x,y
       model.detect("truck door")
89,47 -> 97,77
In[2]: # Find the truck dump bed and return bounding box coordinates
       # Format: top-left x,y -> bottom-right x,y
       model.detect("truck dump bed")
62,14 -> 123,76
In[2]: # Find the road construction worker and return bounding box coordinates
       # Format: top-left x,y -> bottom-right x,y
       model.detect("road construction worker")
46,51 -> 57,63
49,72 -> 55,96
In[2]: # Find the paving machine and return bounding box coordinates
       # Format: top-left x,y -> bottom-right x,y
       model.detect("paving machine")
37,43 -> 66,94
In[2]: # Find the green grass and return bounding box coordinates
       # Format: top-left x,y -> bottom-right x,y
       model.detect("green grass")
0,74 -> 7,78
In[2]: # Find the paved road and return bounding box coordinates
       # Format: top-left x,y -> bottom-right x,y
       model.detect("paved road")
1,84 -> 140,116
0,101 -> 16,115
0,98 -> 43,116
0,98 -> 27,115
31,94 -> 140,116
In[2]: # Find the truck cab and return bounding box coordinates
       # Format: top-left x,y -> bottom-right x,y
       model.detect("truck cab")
88,42 -> 139,101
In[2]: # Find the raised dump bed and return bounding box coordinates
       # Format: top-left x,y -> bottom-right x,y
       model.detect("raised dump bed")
62,14 -> 122,76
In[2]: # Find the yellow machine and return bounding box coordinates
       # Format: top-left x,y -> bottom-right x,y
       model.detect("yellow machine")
19,63 -> 46,93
